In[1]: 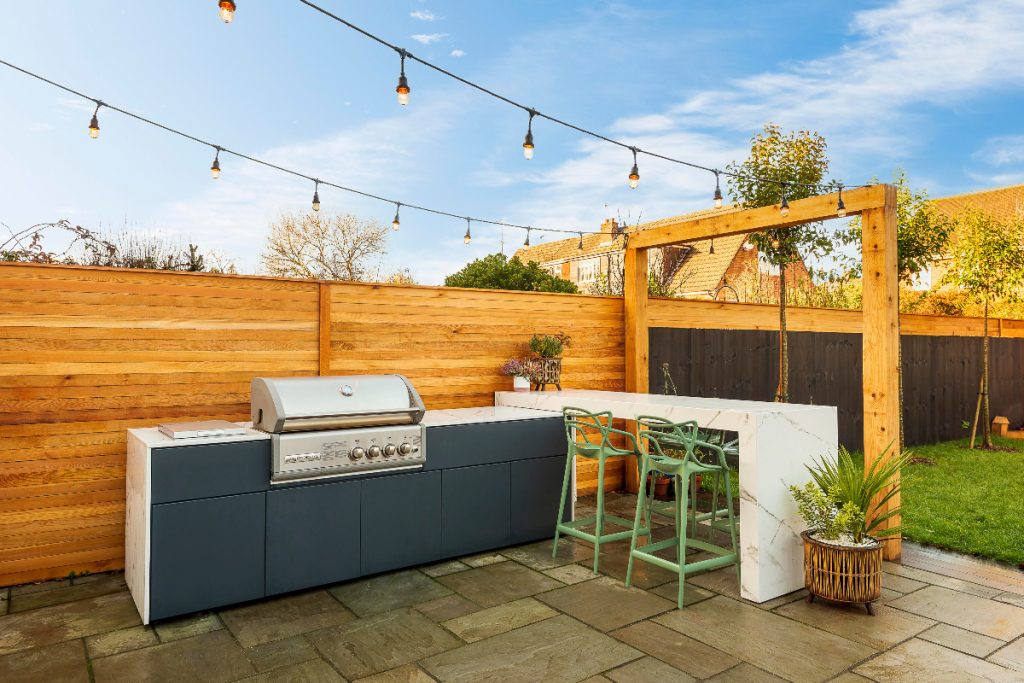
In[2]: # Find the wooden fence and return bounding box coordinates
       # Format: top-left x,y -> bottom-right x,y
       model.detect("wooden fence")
1,263 -> 1022,585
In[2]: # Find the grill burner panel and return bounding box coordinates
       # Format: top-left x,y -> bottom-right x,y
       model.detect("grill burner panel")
270,424 -> 424,484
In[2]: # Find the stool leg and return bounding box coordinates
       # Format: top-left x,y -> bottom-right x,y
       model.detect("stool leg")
710,471 -> 720,542
552,450 -> 574,558
690,474 -> 698,538
723,466 -> 741,587
593,456 -> 606,575
625,456 -> 650,589
676,474 -> 689,609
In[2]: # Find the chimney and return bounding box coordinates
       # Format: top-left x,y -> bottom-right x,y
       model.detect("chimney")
600,218 -> 619,242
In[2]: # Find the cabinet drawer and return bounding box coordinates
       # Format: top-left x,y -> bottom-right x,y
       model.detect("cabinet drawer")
425,418 -> 565,470
152,440 -> 269,504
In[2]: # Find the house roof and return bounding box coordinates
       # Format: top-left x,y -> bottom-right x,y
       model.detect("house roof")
930,183 -> 1024,223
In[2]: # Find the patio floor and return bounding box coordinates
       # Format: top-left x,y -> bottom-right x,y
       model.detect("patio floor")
1,493 -> 1023,683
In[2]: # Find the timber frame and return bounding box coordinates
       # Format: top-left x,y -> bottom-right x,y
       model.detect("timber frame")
624,184 -> 903,560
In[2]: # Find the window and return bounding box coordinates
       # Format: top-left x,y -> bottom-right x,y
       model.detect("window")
577,258 -> 600,283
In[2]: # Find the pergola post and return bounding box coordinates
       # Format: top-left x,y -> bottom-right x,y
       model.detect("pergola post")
623,246 -> 648,493
860,185 -> 902,561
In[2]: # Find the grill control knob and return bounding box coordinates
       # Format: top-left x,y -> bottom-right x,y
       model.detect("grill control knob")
399,442 -> 414,455
367,445 -> 382,458
350,447 -> 365,460
383,444 -> 397,457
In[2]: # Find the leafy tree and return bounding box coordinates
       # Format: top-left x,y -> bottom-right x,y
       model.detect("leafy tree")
726,123 -> 837,401
444,253 -> 578,293
944,210 -> 1024,448
261,211 -> 388,281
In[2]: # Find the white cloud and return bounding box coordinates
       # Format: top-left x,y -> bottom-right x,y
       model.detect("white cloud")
411,33 -> 448,45
410,10 -> 441,22
449,49 -> 465,58
28,122 -> 53,132
973,135 -> 1024,167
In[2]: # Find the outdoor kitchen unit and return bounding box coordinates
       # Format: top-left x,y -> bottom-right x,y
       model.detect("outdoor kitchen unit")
250,375 -> 427,484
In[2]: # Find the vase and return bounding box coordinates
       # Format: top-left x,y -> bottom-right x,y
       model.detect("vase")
512,375 -> 531,392
802,531 -> 883,614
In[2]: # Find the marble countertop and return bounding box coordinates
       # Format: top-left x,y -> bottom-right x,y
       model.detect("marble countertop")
496,389 -> 834,415
421,406 -> 562,427
128,424 -> 270,449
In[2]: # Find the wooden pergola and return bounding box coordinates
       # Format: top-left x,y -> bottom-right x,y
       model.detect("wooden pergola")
623,184 -> 903,559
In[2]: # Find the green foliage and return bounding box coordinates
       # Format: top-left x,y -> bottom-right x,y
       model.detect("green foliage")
528,333 -> 571,358
843,169 -> 954,283
943,210 -> 1024,304
789,482 -> 862,541
444,253 -> 578,293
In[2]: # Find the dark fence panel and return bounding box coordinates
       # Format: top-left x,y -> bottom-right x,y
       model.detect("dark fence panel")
650,328 -> 1024,451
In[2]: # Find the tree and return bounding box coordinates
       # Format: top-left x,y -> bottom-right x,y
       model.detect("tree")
726,123 -> 837,402
383,268 -> 417,285
585,248 -> 692,297
944,209 -> 1024,448
261,212 -> 388,281
444,253 -> 578,293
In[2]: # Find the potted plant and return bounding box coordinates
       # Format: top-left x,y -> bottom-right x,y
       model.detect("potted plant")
790,446 -> 910,615
527,333 -> 571,391
499,358 -> 532,392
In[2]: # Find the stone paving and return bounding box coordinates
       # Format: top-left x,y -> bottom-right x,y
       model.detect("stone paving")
1,493 -> 1023,682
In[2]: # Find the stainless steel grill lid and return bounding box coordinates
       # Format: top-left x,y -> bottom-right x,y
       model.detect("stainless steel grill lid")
251,375 -> 425,433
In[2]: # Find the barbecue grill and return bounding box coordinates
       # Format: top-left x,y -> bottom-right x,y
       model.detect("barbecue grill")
251,375 -> 426,484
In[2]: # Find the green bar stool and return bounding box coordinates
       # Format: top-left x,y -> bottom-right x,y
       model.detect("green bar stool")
625,419 -> 740,608
553,407 -> 650,574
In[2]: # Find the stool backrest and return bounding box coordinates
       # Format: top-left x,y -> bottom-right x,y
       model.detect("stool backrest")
563,406 -> 614,452
637,415 -> 724,468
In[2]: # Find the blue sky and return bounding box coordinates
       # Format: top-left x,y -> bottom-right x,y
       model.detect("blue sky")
2,1 -> 1023,283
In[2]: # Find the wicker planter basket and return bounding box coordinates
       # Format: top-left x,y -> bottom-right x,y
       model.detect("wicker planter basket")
802,531 -> 883,615
526,357 -> 562,391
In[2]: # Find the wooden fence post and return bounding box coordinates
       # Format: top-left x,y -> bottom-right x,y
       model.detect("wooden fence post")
319,282 -> 331,376
623,246 -> 649,493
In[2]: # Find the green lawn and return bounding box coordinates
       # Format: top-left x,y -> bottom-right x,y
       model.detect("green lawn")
898,436 -> 1024,567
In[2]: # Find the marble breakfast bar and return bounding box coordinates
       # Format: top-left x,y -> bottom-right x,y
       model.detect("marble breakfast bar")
495,389 -> 839,603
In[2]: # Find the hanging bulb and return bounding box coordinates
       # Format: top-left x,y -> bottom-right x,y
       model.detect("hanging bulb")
779,185 -> 790,217
88,102 -> 101,139
463,219 -> 472,245
524,229 -> 531,247
218,0 -> 236,23
396,50 -> 410,106
709,238 -> 715,255
628,147 -> 640,189
836,185 -> 847,218
771,237 -> 781,249
210,148 -> 221,179
311,181 -> 321,212
577,233 -> 584,250
523,110 -> 536,160
392,204 -> 401,231
713,171 -> 723,209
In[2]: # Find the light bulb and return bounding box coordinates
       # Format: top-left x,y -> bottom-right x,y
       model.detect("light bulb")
392,206 -> 401,231
771,238 -> 781,249
577,233 -> 584,250
88,115 -> 100,139
312,190 -> 321,212
629,164 -> 640,190
210,150 -> 221,179
463,220 -> 472,244
714,196 -> 723,209
779,189 -> 790,217
219,0 -> 236,23
524,230 -> 530,247
837,187 -> 847,217
523,139 -> 534,160
396,77 -> 410,106
713,172 -> 723,209
709,238 -> 715,255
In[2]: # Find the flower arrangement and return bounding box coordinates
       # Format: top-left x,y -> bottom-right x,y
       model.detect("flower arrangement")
499,358 -> 532,379
528,332 -> 571,358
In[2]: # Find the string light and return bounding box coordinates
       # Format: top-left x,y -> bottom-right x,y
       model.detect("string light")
628,147 -> 640,190
210,147 -> 221,179
713,171 -> 723,209
218,0 -> 236,23
395,49 -> 410,106
709,238 -> 715,255
463,218 -> 472,245
523,228 -> 531,247
88,102 -> 101,139
779,185 -> 790,217
836,185 -> 847,218
771,237 -> 781,249
392,203 -> 401,230
577,233 -> 584,250
522,109 -> 536,160
311,180 -> 321,212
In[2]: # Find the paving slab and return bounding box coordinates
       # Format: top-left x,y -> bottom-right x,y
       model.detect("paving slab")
881,572 -> 928,594
436,560 -> 562,607
648,580 -> 716,606
92,629 -> 255,683
854,637 -> 1020,682
988,637 -> 1024,672
0,639 -> 88,683
308,607 -> 460,680
460,552 -> 507,567
586,544 -> 678,590
774,598 -> 934,650
883,561 -> 1003,598
420,614 -> 641,683
535,575 -> 674,632
995,592 -> 1024,608
246,658 -> 344,682
501,538 -> 594,571
704,662 -> 787,681
917,623 -> 1005,658
442,597 -> 556,643
354,663 -> 440,682
887,584 -> 1024,640
655,595 -> 876,683
413,593 -> 480,623
605,655 -> 696,682
543,563 -> 598,585
610,619 -> 739,679
330,569 -> 452,618
686,566 -> 807,609
246,635 -> 319,673
153,611 -> 222,642
0,590 -> 140,656
220,590 -> 355,648
420,560 -> 470,578
85,624 -> 159,658
8,573 -> 127,613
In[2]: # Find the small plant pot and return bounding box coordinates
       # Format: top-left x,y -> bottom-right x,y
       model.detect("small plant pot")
653,476 -> 670,500
526,357 -> 562,391
512,375 -> 531,392
802,531 -> 883,615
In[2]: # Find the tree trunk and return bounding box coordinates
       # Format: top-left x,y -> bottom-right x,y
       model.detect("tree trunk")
775,261 -> 789,402
983,298 -> 992,448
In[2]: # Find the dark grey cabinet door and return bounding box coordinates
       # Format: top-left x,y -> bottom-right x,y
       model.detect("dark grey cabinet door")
266,480 -> 361,595
150,492 -> 265,621
510,455 -> 569,544
361,470 -> 441,575
152,440 -> 269,504
441,463 -> 511,558
425,418 -> 565,470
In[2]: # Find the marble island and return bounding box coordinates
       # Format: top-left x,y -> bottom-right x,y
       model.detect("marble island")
495,389 -> 839,603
